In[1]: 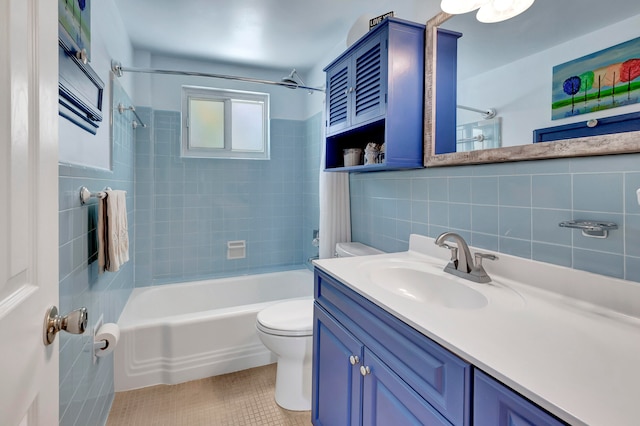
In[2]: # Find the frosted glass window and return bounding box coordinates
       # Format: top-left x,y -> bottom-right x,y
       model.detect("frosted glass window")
181,86 -> 270,159
231,100 -> 264,152
189,98 -> 224,149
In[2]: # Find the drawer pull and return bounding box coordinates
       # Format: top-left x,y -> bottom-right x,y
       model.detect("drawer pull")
349,355 -> 360,365
360,365 -> 371,376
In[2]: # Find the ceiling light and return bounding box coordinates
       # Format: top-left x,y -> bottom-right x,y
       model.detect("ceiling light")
476,0 -> 535,23
440,0 -> 490,15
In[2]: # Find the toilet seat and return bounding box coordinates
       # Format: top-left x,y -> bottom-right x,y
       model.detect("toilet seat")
256,299 -> 314,337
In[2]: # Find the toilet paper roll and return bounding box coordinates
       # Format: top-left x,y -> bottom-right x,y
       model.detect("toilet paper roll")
95,322 -> 120,357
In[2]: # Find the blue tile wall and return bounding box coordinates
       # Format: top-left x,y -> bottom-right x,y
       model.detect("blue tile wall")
134,109 -> 310,286
350,153 -> 640,282
58,81 -> 135,426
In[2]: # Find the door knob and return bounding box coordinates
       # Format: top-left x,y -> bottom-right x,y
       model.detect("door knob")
43,306 -> 88,345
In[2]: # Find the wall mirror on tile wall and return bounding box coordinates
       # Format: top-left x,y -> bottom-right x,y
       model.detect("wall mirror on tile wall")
424,0 -> 640,167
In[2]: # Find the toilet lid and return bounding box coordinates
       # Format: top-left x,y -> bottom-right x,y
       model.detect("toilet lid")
257,299 -> 313,336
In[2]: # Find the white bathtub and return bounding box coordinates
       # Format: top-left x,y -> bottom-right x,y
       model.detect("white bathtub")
114,268 -> 314,391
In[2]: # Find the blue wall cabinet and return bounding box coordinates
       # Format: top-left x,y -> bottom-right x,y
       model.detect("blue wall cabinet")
473,370 -> 567,426
313,269 -> 471,426
323,18 -> 425,172
533,111 -> 640,143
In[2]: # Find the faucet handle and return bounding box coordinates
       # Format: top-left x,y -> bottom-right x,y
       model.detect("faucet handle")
474,252 -> 498,267
440,243 -> 458,263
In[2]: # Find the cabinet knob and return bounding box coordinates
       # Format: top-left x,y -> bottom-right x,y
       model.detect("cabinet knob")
360,365 -> 371,376
349,355 -> 360,365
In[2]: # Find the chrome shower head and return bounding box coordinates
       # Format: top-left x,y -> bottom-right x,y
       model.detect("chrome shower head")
281,68 -> 303,88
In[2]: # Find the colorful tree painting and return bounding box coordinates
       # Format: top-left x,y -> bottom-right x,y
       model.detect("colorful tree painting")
552,36 -> 640,119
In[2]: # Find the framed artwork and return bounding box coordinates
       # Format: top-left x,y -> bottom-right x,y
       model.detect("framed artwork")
58,0 -> 91,60
552,37 -> 640,120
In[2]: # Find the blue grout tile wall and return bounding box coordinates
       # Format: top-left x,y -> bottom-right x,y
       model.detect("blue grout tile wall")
350,153 -> 640,282
134,108 -> 313,286
58,80 -> 136,426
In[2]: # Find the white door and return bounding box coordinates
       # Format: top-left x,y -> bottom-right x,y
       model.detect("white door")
0,0 -> 59,425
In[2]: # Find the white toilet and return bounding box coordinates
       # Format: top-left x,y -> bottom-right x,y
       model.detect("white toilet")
255,242 -> 383,411
334,241 -> 384,258
256,298 -> 314,411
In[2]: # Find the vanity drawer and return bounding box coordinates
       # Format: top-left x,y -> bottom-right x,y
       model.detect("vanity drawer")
315,269 -> 471,426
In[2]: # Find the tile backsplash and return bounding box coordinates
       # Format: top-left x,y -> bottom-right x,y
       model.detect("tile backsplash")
351,153 -> 640,282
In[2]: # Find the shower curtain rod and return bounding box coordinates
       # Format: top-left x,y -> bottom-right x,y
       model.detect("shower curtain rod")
457,104 -> 497,119
111,60 -> 325,93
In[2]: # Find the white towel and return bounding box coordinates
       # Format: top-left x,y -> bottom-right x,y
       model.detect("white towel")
98,190 -> 129,273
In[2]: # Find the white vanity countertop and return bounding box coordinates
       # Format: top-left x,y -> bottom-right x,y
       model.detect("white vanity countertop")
314,235 -> 640,426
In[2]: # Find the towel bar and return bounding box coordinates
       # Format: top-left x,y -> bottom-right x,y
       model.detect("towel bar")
79,186 -> 112,205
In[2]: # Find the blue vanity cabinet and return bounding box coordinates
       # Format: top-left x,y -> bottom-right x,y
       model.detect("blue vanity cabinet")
473,370 -> 567,426
323,18 -> 425,172
313,269 -> 472,426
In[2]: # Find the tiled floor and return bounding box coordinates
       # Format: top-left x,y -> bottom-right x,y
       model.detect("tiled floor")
106,364 -> 312,426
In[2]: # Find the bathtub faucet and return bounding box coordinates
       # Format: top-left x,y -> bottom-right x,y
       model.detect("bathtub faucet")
434,232 -> 497,283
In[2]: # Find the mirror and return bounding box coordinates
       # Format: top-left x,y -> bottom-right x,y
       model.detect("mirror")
424,0 -> 640,167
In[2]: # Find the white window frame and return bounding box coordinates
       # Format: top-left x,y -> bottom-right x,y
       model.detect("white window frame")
181,85 -> 270,160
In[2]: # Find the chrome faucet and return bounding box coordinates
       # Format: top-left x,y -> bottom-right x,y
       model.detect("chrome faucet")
434,232 -> 497,283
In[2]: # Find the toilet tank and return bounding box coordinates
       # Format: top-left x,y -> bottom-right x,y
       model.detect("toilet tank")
335,242 -> 384,257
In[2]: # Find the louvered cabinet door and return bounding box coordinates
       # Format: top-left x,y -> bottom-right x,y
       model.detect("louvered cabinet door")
325,56 -> 351,136
325,34 -> 388,137
351,33 -> 387,127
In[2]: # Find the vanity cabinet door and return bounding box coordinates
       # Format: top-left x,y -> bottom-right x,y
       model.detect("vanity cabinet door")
361,348 -> 452,426
312,304 -> 363,426
473,370 -> 567,426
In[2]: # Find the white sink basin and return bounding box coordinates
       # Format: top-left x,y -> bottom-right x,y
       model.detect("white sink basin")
359,258 -> 522,310
371,266 -> 488,309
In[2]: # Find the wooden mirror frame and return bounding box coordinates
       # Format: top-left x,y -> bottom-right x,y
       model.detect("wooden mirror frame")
423,12 -> 640,167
